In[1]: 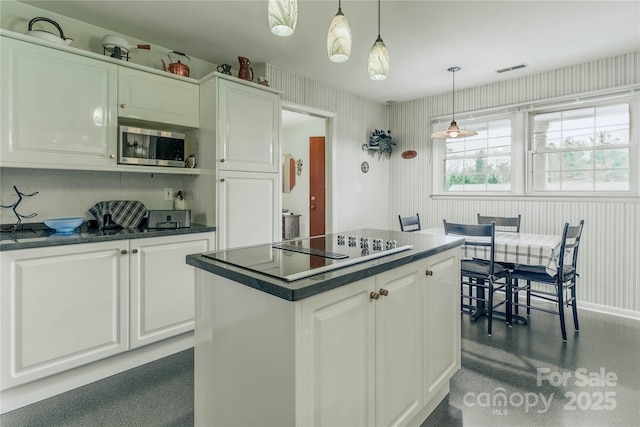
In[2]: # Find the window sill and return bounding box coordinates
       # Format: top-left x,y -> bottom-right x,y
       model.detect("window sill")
430,193 -> 640,203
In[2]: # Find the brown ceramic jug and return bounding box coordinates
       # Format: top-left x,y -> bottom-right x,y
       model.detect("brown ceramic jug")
237,56 -> 254,81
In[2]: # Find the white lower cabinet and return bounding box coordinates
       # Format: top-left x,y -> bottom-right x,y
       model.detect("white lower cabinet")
129,234 -> 211,348
1,232 -> 213,395
195,247 -> 460,427
0,241 -> 128,389
299,261 -> 425,427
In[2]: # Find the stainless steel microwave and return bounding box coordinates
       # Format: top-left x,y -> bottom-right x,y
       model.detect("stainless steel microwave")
119,126 -> 185,168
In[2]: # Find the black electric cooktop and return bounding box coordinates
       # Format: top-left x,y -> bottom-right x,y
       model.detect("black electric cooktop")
202,233 -> 413,281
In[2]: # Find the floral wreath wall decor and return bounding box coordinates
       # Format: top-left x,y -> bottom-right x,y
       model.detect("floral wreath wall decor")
363,129 -> 395,158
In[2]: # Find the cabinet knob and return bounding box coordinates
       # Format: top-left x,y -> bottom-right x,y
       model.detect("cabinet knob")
220,178 -> 225,182
131,249 -> 138,254
370,292 -> 380,300
110,154 -> 116,159
121,249 -> 128,255
425,270 -> 433,276
220,159 -> 225,163
379,288 -> 389,296
310,205 -> 315,210
120,103 -> 127,109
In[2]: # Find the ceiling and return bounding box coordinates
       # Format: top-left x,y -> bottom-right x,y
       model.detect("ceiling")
21,0 -> 640,103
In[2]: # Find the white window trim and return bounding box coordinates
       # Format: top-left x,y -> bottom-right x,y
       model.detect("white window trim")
431,85 -> 640,200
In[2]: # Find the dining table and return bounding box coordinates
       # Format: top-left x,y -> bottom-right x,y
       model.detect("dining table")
419,227 -> 565,323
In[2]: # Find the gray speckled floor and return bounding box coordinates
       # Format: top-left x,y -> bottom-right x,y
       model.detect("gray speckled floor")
2,308 -> 638,427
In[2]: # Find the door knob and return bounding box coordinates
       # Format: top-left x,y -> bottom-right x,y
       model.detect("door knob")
370,292 -> 380,300
379,288 -> 389,296
310,196 -> 316,201
425,270 -> 433,276
310,205 -> 316,210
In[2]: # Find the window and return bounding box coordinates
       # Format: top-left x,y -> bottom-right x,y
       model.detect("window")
531,103 -> 631,192
441,118 -> 513,192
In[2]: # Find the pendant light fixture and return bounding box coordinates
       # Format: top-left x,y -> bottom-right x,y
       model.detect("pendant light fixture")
327,0 -> 352,62
431,67 -> 477,139
268,0 -> 298,37
368,0 -> 389,81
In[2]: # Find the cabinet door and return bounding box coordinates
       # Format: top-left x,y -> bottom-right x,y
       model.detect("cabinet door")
423,248 -> 461,403
217,170 -> 280,249
129,233 -> 213,348
375,262 -> 424,427
0,241 -> 128,389
0,37 -> 118,169
118,67 -> 199,128
298,278 -> 376,427
217,79 -> 280,173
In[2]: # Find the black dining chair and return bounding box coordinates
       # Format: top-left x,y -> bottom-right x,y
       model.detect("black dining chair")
510,220 -> 585,341
398,213 -> 421,232
443,220 -> 511,336
477,214 -> 521,233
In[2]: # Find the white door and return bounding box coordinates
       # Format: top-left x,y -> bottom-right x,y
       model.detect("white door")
118,67 -> 199,128
217,170 -> 280,249
298,278 -> 376,427
423,249 -> 461,402
129,233 -> 213,348
0,241 -> 128,389
375,263 -> 424,427
0,37 -> 117,169
217,79 -> 279,173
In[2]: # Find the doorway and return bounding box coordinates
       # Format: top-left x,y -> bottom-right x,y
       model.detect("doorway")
281,103 -> 334,238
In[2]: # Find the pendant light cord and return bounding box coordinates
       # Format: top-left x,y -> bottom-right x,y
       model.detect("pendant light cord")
377,0 -> 381,38
448,66 -> 460,122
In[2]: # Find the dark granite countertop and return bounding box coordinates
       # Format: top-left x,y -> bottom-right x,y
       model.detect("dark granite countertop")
0,222 -> 216,251
186,228 -> 464,302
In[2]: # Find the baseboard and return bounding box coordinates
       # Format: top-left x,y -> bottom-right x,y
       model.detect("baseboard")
512,294 -> 640,321
577,301 -> 640,321
0,332 -> 194,414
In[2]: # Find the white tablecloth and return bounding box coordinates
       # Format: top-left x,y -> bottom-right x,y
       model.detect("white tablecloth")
420,228 -> 563,275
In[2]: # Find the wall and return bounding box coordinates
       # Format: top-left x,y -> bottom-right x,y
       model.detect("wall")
281,115 -> 325,238
387,52 -> 640,316
267,65 -> 391,233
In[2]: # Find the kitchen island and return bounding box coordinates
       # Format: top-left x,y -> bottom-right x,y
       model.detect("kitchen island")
186,228 -> 464,427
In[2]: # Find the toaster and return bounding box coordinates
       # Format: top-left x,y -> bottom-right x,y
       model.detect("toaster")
146,210 -> 191,229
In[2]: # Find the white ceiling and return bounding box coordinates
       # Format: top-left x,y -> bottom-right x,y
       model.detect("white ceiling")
22,0 -> 640,103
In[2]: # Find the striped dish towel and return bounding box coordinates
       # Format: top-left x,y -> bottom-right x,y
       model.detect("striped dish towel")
89,200 -> 148,229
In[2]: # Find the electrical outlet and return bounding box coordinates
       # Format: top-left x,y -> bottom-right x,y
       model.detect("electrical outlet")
164,188 -> 173,200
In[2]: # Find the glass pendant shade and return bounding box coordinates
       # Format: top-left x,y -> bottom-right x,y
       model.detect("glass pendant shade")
268,0 -> 298,37
368,37 -> 389,81
327,9 -> 352,62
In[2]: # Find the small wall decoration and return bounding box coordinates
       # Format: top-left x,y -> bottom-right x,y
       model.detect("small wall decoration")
296,159 -> 303,176
367,129 -> 395,158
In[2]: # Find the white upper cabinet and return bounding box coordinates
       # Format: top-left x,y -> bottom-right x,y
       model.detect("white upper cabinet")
217,78 -> 280,173
118,67 -> 199,128
0,36 -> 118,169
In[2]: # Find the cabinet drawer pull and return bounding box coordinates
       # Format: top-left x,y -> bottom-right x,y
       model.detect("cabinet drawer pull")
121,249 -> 128,255
379,288 -> 389,296
131,249 -> 138,254
425,270 -> 433,276
220,178 -> 225,182
110,154 -> 116,159
370,292 -> 380,300
120,103 -> 127,108
220,158 -> 225,163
